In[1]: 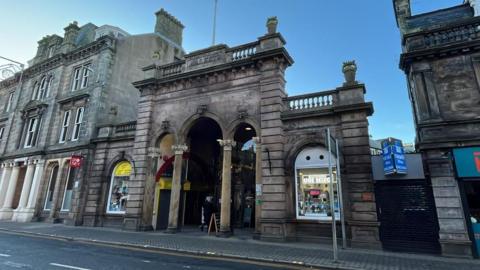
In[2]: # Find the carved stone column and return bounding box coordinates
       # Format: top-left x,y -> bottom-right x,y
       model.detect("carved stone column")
166,144 -> 188,233
218,139 -> 236,236
0,163 -> 20,220
0,164 -> 13,208
16,160 -> 36,210
26,160 -> 45,210
252,137 -> 262,235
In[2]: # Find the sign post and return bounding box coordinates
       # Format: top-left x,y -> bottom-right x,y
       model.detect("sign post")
326,128 -> 338,262
335,140 -> 347,249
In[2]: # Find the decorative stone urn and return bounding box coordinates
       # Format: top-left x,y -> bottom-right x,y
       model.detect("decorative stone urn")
266,16 -> 278,34
342,60 -> 358,86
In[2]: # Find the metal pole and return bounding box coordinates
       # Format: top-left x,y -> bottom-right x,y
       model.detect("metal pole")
0,56 -> 24,66
212,0 -> 218,46
327,128 -> 338,262
336,140 -> 347,249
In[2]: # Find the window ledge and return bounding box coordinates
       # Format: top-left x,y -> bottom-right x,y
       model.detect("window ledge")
57,89 -> 90,104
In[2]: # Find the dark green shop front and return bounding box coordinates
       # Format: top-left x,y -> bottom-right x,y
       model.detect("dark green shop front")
453,147 -> 480,258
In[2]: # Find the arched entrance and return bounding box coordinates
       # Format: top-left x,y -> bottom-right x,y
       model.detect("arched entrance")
231,123 -> 257,229
184,117 -> 223,227
153,133 -> 175,230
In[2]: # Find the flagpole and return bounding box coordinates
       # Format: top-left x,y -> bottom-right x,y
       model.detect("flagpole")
327,128 -> 338,262
336,140 -> 347,249
212,0 -> 218,46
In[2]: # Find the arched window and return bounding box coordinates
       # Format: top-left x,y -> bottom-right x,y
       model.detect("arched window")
295,147 -> 339,220
106,161 -> 131,214
31,82 -> 39,101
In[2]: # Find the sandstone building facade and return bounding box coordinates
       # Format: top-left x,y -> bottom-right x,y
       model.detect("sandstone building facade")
1,9 -> 380,247
395,0 -> 480,257
0,10 -> 182,225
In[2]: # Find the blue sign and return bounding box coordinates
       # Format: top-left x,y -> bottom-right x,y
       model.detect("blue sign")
382,138 -> 407,175
382,141 -> 395,175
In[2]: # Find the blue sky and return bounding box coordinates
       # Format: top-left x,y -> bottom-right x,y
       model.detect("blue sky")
0,0 -> 463,142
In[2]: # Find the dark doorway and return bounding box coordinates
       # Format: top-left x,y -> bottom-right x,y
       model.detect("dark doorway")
375,180 -> 441,254
184,117 -> 222,226
232,123 -> 256,229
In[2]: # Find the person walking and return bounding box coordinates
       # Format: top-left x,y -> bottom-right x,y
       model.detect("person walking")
200,196 -> 214,232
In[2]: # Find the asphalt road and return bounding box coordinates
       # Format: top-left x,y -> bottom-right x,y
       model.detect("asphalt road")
0,231 -> 294,270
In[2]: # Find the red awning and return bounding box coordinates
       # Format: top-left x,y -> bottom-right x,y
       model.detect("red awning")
155,152 -> 190,182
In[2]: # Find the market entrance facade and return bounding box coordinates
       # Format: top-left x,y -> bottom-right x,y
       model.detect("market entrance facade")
83,18 -> 380,248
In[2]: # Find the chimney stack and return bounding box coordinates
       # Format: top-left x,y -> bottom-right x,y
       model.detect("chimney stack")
154,8 -> 184,46
62,21 -> 80,53
393,0 -> 411,34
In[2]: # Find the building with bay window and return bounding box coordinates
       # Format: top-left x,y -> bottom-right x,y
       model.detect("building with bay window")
0,10 -> 183,225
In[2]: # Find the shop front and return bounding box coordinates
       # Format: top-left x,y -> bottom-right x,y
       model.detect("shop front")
295,147 -> 340,222
453,147 -> 480,258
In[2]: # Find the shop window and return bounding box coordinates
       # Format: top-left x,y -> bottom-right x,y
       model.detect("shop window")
44,165 -> 59,210
295,147 -> 339,221
61,167 -> 76,211
106,161 -> 131,214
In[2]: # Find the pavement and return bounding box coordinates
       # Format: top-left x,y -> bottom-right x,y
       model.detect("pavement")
0,221 -> 479,270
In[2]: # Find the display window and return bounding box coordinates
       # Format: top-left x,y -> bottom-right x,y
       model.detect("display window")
106,161 -> 131,214
294,147 -> 340,221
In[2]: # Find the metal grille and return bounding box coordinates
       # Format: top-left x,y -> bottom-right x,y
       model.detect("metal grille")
375,180 -> 441,254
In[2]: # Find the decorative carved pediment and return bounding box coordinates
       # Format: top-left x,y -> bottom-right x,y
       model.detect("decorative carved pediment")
22,100 -> 48,118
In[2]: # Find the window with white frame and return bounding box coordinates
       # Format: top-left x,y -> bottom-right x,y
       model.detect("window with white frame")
295,147 -> 340,221
0,127 -> 4,140
24,117 -> 40,148
72,64 -> 91,91
72,67 -> 81,91
5,92 -> 14,112
37,76 -> 48,100
31,82 -> 39,101
71,107 -> 84,141
47,46 -> 55,58
81,64 -> 91,89
59,110 -> 71,143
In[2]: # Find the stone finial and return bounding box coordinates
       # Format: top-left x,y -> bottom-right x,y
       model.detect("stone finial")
266,16 -> 278,34
342,60 -> 358,86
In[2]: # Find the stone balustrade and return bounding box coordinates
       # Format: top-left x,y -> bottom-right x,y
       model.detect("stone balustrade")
114,122 -> 137,133
404,17 -> 480,52
284,91 -> 336,111
147,41 -> 261,80
228,42 -> 257,61
156,61 -> 184,78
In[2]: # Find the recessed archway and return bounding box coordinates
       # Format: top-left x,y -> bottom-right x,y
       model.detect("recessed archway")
231,122 -> 257,229
183,117 -> 223,227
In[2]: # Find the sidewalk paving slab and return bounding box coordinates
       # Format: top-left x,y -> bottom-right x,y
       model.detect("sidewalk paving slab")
0,221 -> 479,270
